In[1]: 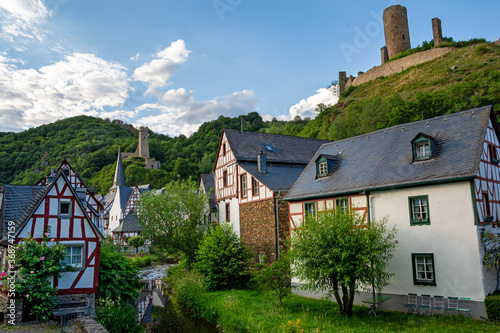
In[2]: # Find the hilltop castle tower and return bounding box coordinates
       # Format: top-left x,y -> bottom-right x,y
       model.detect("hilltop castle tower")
383,4 -> 411,60
121,126 -> 161,170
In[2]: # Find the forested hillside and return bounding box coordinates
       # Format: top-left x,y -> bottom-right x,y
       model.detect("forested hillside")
0,112 -> 310,194
299,41 -> 500,140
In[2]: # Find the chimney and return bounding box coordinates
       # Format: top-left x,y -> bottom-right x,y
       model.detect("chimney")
258,150 -> 267,173
47,168 -> 55,183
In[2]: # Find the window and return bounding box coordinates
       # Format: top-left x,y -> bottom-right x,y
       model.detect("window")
252,177 -> 259,196
318,162 -> 328,177
59,201 -> 72,219
240,174 -> 247,198
409,195 -> 430,225
335,197 -> 349,212
223,143 -> 226,155
223,171 -> 228,187
304,202 -> 316,219
412,254 -> 436,286
412,135 -> 433,161
483,192 -> 493,222
489,144 -> 499,164
64,245 -> 83,268
225,203 -> 230,222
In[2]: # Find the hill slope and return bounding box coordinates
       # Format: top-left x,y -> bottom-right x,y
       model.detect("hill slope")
300,42 -> 500,140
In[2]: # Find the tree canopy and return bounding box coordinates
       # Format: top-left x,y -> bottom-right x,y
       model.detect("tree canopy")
290,208 -> 397,317
137,179 -> 209,266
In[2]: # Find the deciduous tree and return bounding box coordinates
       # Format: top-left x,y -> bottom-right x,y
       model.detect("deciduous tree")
290,208 -> 397,317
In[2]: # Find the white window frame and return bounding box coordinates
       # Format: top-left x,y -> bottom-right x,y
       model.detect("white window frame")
412,253 -> 436,286
304,202 -> 316,219
409,195 -> 430,225
252,177 -> 259,196
241,174 -> 247,198
64,245 -> 84,269
318,162 -> 328,177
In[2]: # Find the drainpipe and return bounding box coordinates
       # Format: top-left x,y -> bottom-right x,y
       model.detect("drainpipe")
364,190 -> 376,302
275,191 -> 282,259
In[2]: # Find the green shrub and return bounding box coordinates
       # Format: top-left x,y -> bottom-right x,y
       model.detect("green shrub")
96,298 -> 145,333
340,85 -> 356,99
98,238 -> 142,304
195,223 -> 253,291
485,293 -> 500,321
253,252 -> 291,306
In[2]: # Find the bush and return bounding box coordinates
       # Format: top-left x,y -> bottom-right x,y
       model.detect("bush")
195,223 -> 253,291
485,293 -> 500,321
253,252 -> 291,306
98,238 -> 142,304
340,85 -> 356,99
96,298 -> 145,333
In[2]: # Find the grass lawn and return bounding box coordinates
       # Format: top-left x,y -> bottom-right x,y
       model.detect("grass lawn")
167,268 -> 500,333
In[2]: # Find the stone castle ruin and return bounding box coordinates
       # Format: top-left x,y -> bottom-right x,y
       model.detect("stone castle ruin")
339,4 -> 449,94
121,126 -> 161,169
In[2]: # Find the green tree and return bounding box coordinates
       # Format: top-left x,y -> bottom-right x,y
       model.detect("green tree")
98,238 -> 142,304
195,222 -> 253,291
480,228 -> 500,291
137,179 -> 209,266
254,251 -> 292,306
128,235 -> 145,253
15,230 -> 74,321
290,208 -> 397,317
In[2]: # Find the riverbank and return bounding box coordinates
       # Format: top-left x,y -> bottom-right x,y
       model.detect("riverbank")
166,266 -> 500,333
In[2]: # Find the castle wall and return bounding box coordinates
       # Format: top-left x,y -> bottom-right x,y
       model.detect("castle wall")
351,46 -> 455,87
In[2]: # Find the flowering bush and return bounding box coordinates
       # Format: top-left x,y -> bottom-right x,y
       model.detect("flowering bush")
480,228 -> 500,290
14,229 -> 74,321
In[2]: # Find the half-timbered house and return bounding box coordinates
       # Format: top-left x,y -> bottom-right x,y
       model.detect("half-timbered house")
0,161 -> 104,322
285,106 -> 499,318
214,129 -> 329,263
101,148 -> 151,252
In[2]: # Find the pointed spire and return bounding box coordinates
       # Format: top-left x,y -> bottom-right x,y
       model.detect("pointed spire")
111,146 -> 126,190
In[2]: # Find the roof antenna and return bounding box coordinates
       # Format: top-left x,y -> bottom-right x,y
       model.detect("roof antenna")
240,115 -> 243,135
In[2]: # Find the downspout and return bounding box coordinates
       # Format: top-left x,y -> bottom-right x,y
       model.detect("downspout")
364,190 -> 376,302
275,191 -> 282,259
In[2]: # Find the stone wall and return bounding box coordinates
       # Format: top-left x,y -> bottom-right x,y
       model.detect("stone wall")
75,317 -> 107,332
0,294 -> 22,325
349,46 -> 455,87
239,192 -> 290,264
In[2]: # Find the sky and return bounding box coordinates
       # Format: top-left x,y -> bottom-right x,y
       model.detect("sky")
0,0 -> 498,137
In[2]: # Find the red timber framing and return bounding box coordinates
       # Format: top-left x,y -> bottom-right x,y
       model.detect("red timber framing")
214,131 -> 238,202
289,194 -> 368,233
15,171 -> 103,295
473,119 -> 500,225
124,186 -> 141,217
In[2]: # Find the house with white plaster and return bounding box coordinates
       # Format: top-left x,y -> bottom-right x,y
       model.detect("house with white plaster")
101,148 -> 151,252
214,128 -> 329,263
285,106 -> 500,318
0,160 -> 104,322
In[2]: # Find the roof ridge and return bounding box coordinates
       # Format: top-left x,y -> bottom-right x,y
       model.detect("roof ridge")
224,128 -> 330,142
320,105 -> 492,149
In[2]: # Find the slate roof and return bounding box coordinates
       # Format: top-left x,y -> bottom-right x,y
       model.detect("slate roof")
224,129 -> 330,164
285,106 -> 494,201
113,210 -> 143,233
101,191 -> 116,209
117,185 -> 133,209
1,185 -> 47,240
239,162 -> 308,191
111,146 -> 126,190
200,174 -> 216,207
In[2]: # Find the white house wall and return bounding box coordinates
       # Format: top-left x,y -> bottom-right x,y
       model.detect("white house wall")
370,181 -> 485,301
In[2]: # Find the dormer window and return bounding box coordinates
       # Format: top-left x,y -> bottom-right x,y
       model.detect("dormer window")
412,134 -> 435,162
315,154 -> 341,179
318,161 -> 328,177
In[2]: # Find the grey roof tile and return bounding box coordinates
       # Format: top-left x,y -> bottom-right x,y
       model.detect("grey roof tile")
200,174 -> 216,207
113,210 -> 143,232
2,185 -> 47,240
238,162 -> 307,191
285,106 -> 492,201
224,129 -> 330,164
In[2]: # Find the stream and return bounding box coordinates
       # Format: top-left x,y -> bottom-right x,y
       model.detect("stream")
138,265 -> 219,333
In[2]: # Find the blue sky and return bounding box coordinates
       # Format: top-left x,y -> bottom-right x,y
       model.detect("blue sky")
0,0 -> 498,136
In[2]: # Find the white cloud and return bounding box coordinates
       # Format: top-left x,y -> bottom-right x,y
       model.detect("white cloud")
288,87 -> 339,120
0,0 -> 50,41
133,40 -> 191,95
0,53 -> 130,131
135,89 -> 258,136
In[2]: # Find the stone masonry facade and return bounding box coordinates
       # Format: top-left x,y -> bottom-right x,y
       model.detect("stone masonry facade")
239,192 -> 289,264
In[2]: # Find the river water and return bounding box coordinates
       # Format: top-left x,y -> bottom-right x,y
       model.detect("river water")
139,265 -> 219,333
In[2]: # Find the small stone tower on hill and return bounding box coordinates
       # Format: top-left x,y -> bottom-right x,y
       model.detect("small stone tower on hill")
121,126 -> 161,170
383,4 -> 411,59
